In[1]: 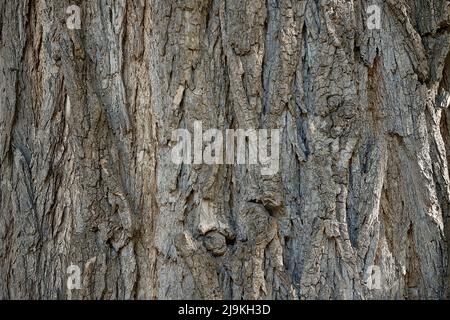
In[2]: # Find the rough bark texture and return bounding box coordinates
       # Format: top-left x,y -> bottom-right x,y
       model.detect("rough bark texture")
1,0 -> 450,300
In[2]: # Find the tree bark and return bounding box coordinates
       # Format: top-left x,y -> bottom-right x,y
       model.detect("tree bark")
1,0 -> 450,299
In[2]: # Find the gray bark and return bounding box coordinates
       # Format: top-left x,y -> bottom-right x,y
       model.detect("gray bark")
1,0 -> 450,299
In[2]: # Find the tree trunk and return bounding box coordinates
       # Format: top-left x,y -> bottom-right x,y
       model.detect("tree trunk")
1,0 -> 450,300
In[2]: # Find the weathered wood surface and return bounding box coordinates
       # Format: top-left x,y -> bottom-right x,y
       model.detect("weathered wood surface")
1,0 -> 450,299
